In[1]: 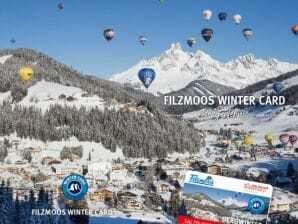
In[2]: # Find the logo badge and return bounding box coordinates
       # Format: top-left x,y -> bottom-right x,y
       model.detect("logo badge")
62,174 -> 88,200
248,197 -> 266,214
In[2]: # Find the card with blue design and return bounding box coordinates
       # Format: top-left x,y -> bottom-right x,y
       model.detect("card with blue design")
178,171 -> 273,224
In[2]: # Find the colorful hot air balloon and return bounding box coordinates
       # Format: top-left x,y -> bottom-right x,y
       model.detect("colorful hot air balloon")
242,28 -> 253,40
201,28 -> 213,43
218,12 -> 228,23
202,10 -> 212,21
19,67 -> 33,85
103,29 -> 115,41
279,133 -> 289,146
233,14 -> 242,25
58,3 -> 64,10
273,82 -> 284,94
187,37 -> 196,47
289,135 -> 297,146
233,137 -> 243,149
139,35 -> 148,45
265,133 -> 273,144
292,25 -> 298,36
243,136 -> 253,146
138,68 -> 156,89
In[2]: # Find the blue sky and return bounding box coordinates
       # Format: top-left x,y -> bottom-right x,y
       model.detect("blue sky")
0,0 -> 297,78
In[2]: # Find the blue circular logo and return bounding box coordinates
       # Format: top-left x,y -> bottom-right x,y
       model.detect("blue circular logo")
62,174 -> 88,200
248,197 -> 266,214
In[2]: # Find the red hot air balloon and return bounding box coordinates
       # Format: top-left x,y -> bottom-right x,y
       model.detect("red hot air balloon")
279,133 -> 289,146
289,135 -> 297,146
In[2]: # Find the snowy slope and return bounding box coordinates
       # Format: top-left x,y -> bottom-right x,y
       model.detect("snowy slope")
13,80 -> 106,112
219,197 -> 247,208
185,105 -> 298,145
0,54 -> 12,64
110,43 -> 298,95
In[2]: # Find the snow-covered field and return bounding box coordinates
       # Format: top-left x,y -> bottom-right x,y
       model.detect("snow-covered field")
18,80 -> 106,112
185,105 -> 298,145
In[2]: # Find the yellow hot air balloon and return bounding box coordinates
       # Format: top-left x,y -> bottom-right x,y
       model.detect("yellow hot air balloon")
243,136 -> 253,146
265,133 -> 273,144
19,67 -> 33,85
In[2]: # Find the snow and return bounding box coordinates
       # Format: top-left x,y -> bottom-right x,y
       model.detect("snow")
110,43 -> 298,95
0,91 -> 11,103
1,134 -> 125,163
0,54 -> 12,64
219,197 -> 247,208
185,105 -> 298,145
17,80 -> 106,112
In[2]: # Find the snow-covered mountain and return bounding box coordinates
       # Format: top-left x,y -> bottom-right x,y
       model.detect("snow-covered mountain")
110,43 -> 298,96
219,197 -> 247,209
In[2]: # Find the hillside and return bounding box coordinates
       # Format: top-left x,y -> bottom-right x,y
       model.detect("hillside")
0,49 -> 202,158
0,48 -> 155,104
231,68 -> 298,105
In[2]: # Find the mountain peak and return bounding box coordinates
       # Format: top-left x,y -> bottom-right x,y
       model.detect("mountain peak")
168,42 -> 182,51
110,43 -> 298,95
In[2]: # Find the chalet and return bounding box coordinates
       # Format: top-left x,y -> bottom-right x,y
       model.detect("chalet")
86,173 -> 107,186
58,94 -> 66,100
41,156 -> 55,165
166,170 -> 183,180
110,169 -> 127,182
117,189 -> 144,210
154,181 -> 175,194
52,163 -> 82,178
48,159 -> 62,165
220,166 -> 232,176
66,96 -> 76,102
88,161 -> 111,175
69,154 -> 81,162
94,187 -> 116,202
6,165 -> 27,174
208,164 -> 221,175
271,202 -> 293,212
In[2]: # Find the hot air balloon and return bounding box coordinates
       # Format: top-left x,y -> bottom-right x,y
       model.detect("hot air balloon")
138,68 -> 156,88
292,25 -> 298,36
242,28 -> 253,40
58,3 -> 64,10
265,133 -> 273,145
218,12 -> 228,23
243,136 -> 253,146
201,28 -> 213,43
233,14 -> 241,25
202,10 -> 212,21
103,29 -> 115,41
10,39 -> 16,44
159,0 -> 164,3
19,67 -> 33,85
187,37 -> 196,47
233,137 -> 243,149
139,35 -> 148,45
279,133 -> 289,146
273,82 -> 284,94
289,135 -> 297,146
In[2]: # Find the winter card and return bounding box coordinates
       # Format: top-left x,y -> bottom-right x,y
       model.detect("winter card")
178,171 -> 273,224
